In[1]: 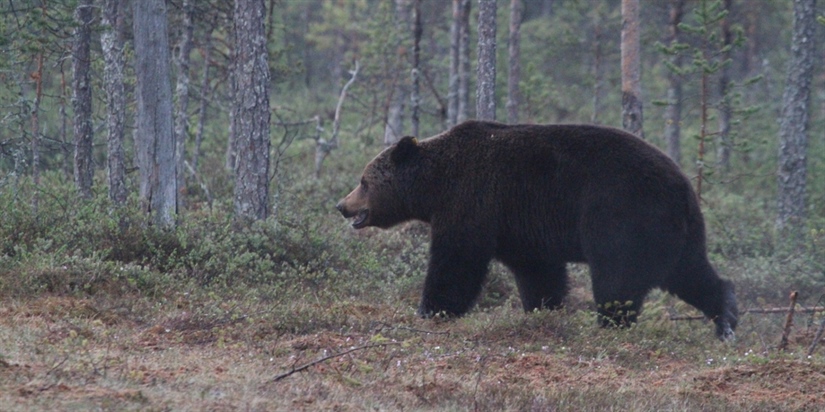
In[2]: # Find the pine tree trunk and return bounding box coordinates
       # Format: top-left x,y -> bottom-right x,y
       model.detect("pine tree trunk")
31,52 -> 44,214
232,0 -> 271,222
506,0 -> 522,124
72,0 -> 94,199
411,0 -> 422,137
716,0 -> 733,173
620,0 -> 644,138
448,0 -> 461,127
457,0 -> 471,123
174,0 -> 194,211
134,0 -> 177,227
384,0 -> 410,146
476,0 -> 497,121
591,3 -> 606,124
101,0 -> 127,204
776,0 -> 816,233
664,0 -> 684,164
193,29 -> 213,174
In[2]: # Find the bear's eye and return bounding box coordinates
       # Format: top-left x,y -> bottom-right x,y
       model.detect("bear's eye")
360,179 -> 368,191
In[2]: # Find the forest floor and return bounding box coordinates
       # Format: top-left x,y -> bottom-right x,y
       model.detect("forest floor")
2,290 -> 824,411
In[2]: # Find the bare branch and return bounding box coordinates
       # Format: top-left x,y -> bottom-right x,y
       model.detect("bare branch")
670,305 -> 825,321
315,61 -> 359,177
270,341 -> 398,383
807,315 -> 825,357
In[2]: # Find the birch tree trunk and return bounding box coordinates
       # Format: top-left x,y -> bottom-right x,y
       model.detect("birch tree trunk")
776,0 -> 816,233
72,0 -> 94,199
476,0 -> 497,121
232,0 -> 271,222
664,0 -> 684,164
134,0 -> 177,228
506,0 -> 522,124
174,0 -> 194,210
101,0 -> 128,204
457,0 -> 471,123
620,0 -> 644,138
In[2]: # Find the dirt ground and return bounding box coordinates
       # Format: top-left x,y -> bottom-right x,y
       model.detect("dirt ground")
1,295 -> 824,411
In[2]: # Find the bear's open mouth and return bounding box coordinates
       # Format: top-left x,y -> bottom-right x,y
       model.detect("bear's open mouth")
351,209 -> 369,229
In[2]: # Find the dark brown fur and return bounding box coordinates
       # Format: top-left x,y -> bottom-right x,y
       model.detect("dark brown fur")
337,121 -> 737,340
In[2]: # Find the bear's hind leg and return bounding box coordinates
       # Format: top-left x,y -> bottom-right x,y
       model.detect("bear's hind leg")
510,261 -> 569,312
590,268 -> 649,329
667,256 -> 738,340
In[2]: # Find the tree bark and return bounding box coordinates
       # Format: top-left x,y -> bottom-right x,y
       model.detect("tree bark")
384,0 -> 410,146
457,0 -> 471,123
193,29 -> 214,174
31,52 -> 44,214
101,0 -> 128,204
448,0 -> 461,127
411,0 -> 422,137
591,7 -> 604,124
174,0 -> 195,210
620,0 -> 644,138
716,0 -> 733,173
72,0 -> 94,199
664,0 -> 684,164
134,0 -> 177,228
232,0 -> 271,222
776,0 -> 816,233
506,0 -> 522,124
476,0 -> 497,121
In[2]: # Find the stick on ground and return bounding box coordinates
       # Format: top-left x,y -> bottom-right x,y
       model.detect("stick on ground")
270,341 -> 399,383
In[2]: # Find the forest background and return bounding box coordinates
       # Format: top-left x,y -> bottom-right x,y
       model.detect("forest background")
2,0 -> 825,410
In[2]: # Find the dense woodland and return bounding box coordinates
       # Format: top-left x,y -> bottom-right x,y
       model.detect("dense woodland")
2,1 -> 825,410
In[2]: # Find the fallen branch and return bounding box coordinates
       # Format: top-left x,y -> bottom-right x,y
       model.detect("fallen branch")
270,341 -> 399,383
778,291 -> 798,351
670,306 -> 825,321
807,315 -> 825,357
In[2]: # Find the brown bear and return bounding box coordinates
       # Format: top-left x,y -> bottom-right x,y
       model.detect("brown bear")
337,121 -> 737,340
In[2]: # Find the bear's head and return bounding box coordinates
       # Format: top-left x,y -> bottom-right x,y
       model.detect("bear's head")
336,136 -> 421,229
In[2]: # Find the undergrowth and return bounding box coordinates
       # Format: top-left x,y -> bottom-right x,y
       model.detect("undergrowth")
1,149 -> 825,411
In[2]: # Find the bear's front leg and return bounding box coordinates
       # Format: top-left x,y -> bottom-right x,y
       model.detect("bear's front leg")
417,231 -> 493,318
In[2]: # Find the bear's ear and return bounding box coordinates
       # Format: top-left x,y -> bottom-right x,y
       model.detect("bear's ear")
391,136 -> 419,164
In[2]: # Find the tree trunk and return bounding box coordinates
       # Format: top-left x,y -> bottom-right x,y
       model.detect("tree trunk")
101,0 -> 127,204
134,0 -> 177,228
411,0 -> 422,137
72,0 -> 94,199
591,1 -> 606,124
31,52 -> 44,214
193,29 -> 214,174
476,0 -> 497,121
776,0 -> 816,233
506,0 -> 522,124
232,0 -> 271,222
457,0 -> 472,123
384,0 -> 410,146
620,0 -> 644,138
174,0 -> 195,211
448,0 -> 461,127
716,0 -> 733,173
664,0 -> 684,164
